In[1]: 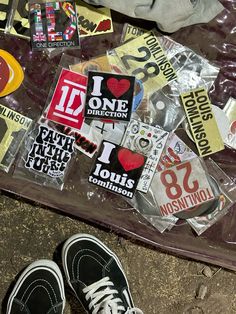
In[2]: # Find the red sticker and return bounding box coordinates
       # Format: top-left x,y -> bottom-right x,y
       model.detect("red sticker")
0,56 -> 10,93
118,148 -> 145,171
46,69 -> 87,130
107,78 -> 131,98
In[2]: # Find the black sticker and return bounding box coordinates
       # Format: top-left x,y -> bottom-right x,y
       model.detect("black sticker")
89,141 -> 146,198
84,72 -> 135,122
29,1 -> 80,50
25,125 -> 74,178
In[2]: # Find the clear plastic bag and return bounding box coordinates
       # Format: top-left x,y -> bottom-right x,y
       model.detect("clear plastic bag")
1,0 -> 236,271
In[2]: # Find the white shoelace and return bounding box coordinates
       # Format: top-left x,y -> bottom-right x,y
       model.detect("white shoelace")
82,277 -> 143,314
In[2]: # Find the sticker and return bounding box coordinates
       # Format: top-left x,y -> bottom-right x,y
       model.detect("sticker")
157,133 -> 197,172
89,120 -> 127,145
114,30 -> 177,95
187,194 -> 228,235
121,24 -> 147,43
121,119 -> 169,193
89,141 -> 146,198
0,0 -> 30,38
223,97 -> 236,150
84,72 -> 135,122
154,158 -> 215,217
25,125 -> 74,178
64,123 -> 102,158
46,68 -> 87,130
77,0 -> 113,37
0,50 -> 24,97
0,104 -> 32,171
174,176 -> 220,219
70,55 -> 111,75
180,88 -> 225,157
29,1 -> 80,50
107,50 -> 127,74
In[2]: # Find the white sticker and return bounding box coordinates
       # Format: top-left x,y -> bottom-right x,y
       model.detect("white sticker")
121,119 -> 169,193
154,158 -> 215,217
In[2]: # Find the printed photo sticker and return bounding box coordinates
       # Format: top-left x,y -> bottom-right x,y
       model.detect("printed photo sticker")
77,0 -> 113,37
84,72 -> 135,122
180,88 -> 225,157
25,125 -> 74,178
153,158 -> 215,217
0,104 -> 32,172
89,141 -> 146,199
114,30 -> 177,95
46,68 -> 87,130
29,1 -> 80,50
121,119 -> 169,193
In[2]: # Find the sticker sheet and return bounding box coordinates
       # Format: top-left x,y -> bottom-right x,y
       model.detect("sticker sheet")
46,68 -> 87,130
121,119 -> 169,193
29,1 -> 80,50
223,97 -> 236,150
64,123 -> 103,158
25,125 -> 74,178
76,0 -> 113,37
89,141 -> 146,199
84,71 -> 135,122
70,55 -> 111,75
153,158 -> 215,217
0,104 -> 32,172
181,88 -> 225,157
157,133 -> 197,172
114,30 -> 177,95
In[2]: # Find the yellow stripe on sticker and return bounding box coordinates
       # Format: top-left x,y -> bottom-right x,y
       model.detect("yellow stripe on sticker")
114,30 -> 177,95
181,88 -> 225,157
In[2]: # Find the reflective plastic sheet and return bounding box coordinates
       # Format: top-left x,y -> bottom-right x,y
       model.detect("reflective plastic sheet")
0,0 -> 236,270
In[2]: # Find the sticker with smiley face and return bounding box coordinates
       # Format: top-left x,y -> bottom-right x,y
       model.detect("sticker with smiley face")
121,119 -> 169,193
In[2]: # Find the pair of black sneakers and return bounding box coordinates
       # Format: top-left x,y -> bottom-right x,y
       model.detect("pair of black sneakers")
6,234 -> 143,314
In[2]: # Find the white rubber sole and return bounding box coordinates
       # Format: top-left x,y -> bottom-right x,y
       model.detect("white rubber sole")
62,233 -> 134,309
6,259 -> 65,314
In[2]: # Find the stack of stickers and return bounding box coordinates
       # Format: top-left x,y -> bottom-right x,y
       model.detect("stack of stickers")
0,1 -> 235,236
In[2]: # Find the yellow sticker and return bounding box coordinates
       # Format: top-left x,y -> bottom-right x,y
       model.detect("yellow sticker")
0,0 -> 30,38
77,0 -> 113,37
70,55 -> 111,75
0,49 -> 24,97
0,104 -> 32,171
181,88 -> 225,157
121,24 -> 147,43
114,30 -> 177,95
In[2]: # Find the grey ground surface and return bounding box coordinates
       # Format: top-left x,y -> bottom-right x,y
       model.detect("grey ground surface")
1,191 -> 236,314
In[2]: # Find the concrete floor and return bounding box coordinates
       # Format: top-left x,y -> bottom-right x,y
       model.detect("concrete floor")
1,191 -> 236,314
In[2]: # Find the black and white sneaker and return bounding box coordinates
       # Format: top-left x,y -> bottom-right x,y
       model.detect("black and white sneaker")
62,234 -> 143,314
7,260 -> 65,314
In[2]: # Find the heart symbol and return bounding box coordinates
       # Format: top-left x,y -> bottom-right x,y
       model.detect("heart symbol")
139,138 -> 150,148
107,78 -> 131,98
118,148 -> 145,172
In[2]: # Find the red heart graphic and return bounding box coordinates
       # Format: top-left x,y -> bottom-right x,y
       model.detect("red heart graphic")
0,56 -> 10,93
107,78 -> 131,98
118,148 -> 145,172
